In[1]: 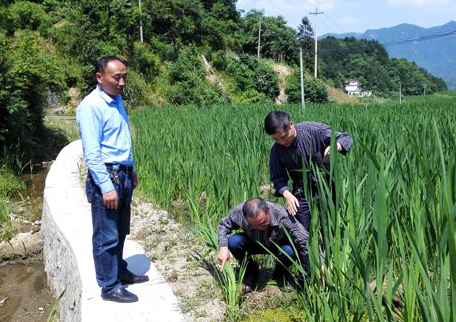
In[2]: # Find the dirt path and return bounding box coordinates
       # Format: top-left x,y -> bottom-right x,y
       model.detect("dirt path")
130,197 -> 226,321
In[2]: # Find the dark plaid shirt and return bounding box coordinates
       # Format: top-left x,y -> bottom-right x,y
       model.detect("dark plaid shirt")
218,201 -> 308,265
269,121 -> 353,195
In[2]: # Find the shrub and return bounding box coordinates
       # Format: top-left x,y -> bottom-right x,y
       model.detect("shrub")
223,53 -> 279,102
131,42 -> 160,81
0,30 -> 71,160
123,69 -> 155,108
286,70 -> 328,103
166,45 -> 228,106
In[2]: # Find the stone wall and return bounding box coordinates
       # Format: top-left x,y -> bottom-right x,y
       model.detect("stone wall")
42,140 -> 84,322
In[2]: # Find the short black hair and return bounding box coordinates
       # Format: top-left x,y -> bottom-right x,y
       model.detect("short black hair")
95,56 -> 125,74
264,111 -> 292,135
242,197 -> 269,219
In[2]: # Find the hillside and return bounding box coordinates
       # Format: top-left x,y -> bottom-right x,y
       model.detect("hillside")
322,21 -> 456,89
0,0 -> 448,162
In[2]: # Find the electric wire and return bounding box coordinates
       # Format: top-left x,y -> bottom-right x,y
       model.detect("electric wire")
322,13 -> 346,34
381,28 -> 456,47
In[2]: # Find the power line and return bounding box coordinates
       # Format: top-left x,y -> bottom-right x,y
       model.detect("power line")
318,28 -> 456,54
381,28 -> 456,47
322,13 -> 346,34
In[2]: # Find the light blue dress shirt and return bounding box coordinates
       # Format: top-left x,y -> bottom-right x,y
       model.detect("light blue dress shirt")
77,86 -> 135,193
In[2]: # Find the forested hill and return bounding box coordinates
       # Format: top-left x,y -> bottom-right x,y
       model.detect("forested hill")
322,21 -> 456,90
0,0 -> 448,161
318,37 -> 447,95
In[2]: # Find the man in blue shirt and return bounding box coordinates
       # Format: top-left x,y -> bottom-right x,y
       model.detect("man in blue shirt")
77,56 -> 148,303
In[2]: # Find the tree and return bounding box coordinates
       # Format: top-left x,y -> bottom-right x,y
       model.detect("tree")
144,0 -> 205,54
240,10 -> 299,63
318,36 -> 446,97
296,16 -> 314,69
0,30 -> 71,160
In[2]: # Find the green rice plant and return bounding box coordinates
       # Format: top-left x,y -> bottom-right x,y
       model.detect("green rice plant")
197,220 -> 247,315
132,95 -> 456,321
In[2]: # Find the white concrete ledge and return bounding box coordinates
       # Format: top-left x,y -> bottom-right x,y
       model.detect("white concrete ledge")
42,140 -> 184,322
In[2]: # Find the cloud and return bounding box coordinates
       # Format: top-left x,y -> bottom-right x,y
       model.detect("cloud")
388,0 -> 449,5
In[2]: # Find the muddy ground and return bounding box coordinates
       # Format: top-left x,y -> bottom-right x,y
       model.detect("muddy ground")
0,258 -> 55,322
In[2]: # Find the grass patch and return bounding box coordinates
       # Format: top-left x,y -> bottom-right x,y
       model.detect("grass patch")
0,165 -> 25,241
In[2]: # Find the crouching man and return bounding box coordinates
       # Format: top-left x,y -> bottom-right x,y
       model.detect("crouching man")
217,197 -> 309,292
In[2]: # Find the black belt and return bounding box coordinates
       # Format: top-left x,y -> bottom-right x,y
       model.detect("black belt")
105,163 -> 134,173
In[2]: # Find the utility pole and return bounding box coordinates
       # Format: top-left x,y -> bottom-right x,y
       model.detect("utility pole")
257,17 -> 262,59
310,7 -> 323,78
300,47 -> 306,109
423,83 -> 427,96
399,81 -> 402,104
139,0 -> 144,43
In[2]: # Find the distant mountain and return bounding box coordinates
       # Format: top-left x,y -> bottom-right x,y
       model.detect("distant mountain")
321,21 -> 456,90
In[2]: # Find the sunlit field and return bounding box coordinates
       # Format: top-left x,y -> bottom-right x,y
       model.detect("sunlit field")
132,94 -> 456,321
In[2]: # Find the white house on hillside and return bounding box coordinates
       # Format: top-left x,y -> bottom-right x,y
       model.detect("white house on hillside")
344,79 -> 372,97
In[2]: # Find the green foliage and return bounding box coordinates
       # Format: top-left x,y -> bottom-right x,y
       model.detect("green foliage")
167,45 -> 228,106
144,0 -> 205,51
0,197 -> 13,241
2,1 -> 54,35
296,16 -> 314,69
198,221 -> 247,314
390,58 -> 447,95
0,30 -> 73,160
240,10 -> 298,63
286,70 -> 328,103
50,0 -> 135,70
201,0 -> 241,51
319,36 -> 447,96
0,165 -> 24,199
219,53 -> 279,103
0,164 -> 24,241
122,69 -> 156,108
0,0 -> 451,171
131,42 -> 160,81
133,96 -> 456,320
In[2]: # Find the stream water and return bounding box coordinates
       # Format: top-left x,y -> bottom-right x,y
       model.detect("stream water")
0,165 -> 55,322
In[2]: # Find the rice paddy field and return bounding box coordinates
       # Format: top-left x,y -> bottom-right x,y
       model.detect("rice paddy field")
131,92 -> 456,321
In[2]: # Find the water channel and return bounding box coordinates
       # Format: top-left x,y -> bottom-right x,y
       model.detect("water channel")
0,165 -> 56,322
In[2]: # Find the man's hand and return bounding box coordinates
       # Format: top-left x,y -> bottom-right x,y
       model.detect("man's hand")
102,189 -> 118,209
133,172 -> 138,188
217,246 -> 230,271
283,190 -> 299,215
323,142 -> 343,163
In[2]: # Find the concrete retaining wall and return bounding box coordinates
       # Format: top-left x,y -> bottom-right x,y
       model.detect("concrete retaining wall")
42,140 -> 184,322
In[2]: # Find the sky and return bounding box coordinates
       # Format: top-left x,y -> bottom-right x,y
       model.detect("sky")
236,0 -> 456,36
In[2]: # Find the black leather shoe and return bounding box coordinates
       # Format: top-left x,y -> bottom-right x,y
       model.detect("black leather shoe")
101,287 -> 138,303
120,272 -> 149,285
241,282 -> 253,294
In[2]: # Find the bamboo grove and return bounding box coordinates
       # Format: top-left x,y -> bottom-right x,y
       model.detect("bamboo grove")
132,94 -> 456,321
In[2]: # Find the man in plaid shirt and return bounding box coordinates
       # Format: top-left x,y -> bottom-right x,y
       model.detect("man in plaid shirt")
217,197 -> 308,292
